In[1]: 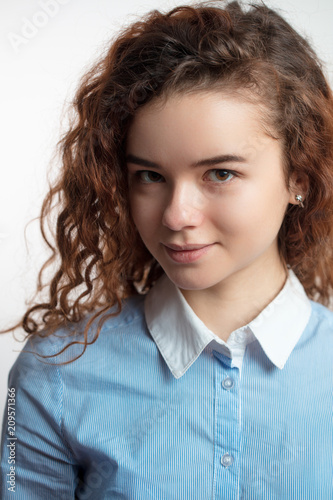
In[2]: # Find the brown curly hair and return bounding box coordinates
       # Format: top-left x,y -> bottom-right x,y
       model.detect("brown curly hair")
5,0 -> 333,361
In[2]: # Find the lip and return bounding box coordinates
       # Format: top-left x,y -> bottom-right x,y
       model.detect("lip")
163,243 -> 211,251
162,243 -> 214,263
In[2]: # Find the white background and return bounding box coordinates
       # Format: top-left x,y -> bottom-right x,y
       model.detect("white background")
1,0 -> 332,420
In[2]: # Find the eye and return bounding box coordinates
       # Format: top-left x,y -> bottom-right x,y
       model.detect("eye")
135,170 -> 164,183
206,169 -> 235,183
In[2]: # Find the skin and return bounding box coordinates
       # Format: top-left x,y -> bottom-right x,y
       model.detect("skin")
126,92 -> 304,340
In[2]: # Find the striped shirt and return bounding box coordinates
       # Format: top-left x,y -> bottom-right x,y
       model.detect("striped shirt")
1,270 -> 332,499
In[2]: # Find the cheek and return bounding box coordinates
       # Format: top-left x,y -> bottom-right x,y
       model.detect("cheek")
210,185 -> 288,238
129,194 -> 159,236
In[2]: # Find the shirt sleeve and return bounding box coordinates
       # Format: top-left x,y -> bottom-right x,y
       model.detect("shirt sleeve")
0,337 -> 78,499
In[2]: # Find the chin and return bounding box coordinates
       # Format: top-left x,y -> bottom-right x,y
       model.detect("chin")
163,268 -> 217,291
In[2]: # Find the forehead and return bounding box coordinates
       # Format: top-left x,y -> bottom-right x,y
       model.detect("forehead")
126,91 -> 276,161
132,87 -> 271,121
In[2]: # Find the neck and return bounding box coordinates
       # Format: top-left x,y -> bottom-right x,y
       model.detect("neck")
179,257 -> 288,342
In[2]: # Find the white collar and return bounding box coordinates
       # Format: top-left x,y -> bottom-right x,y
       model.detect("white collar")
144,269 -> 312,379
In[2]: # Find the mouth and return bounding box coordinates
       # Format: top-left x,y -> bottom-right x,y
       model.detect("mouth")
163,243 -> 211,251
162,243 -> 214,263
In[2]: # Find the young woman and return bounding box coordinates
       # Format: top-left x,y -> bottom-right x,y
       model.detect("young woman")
1,1 -> 333,498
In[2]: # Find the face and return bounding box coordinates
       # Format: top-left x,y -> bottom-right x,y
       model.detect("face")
126,91 -> 299,296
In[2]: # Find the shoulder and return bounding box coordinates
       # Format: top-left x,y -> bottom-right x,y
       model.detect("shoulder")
304,300 -> 333,347
6,293 -> 150,409
310,300 -> 333,327
11,294 -> 147,372
102,294 -> 146,331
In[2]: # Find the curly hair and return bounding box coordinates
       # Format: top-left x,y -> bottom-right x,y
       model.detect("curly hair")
5,0 -> 333,361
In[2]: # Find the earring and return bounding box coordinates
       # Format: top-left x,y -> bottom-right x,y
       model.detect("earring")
295,194 -> 304,208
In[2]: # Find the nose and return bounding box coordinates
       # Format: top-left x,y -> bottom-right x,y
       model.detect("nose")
161,182 -> 204,231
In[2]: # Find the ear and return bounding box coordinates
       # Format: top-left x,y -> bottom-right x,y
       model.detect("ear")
287,172 -> 309,206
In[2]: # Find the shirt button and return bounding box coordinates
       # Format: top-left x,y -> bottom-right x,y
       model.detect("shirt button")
221,453 -> 234,467
221,377 -> 235,390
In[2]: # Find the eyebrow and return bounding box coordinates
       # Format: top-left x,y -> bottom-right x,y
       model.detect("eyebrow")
125,153 -> 247,169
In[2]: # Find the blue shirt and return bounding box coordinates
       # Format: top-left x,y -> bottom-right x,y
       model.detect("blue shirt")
1,270 -> 333,499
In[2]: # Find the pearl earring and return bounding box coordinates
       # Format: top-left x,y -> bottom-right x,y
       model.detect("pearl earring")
295,194 -> 304,208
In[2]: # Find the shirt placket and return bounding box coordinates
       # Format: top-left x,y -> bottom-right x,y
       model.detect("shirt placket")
212,349 -> 241,500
